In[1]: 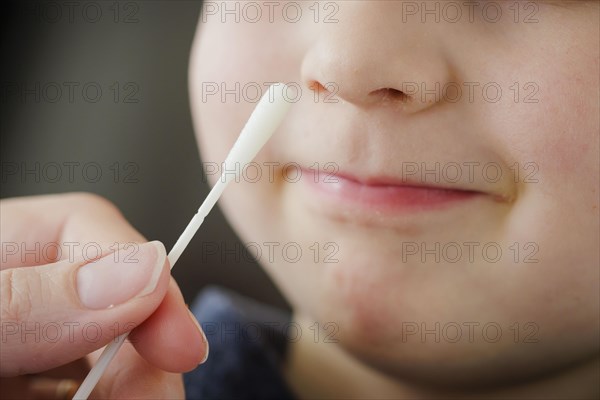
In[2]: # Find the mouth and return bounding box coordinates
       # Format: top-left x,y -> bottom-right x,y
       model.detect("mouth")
296,167 -> 488,213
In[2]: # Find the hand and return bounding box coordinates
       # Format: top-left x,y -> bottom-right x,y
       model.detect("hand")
0,193 -> 208,399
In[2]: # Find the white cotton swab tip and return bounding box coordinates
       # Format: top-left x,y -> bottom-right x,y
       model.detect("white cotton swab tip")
72,83 -> 291,400
224,82 -> 292,168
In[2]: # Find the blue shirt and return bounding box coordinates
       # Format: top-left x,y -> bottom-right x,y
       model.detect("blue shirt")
184,286 -> 296,400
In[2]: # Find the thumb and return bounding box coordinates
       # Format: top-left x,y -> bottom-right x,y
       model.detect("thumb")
0,241 -> 170,377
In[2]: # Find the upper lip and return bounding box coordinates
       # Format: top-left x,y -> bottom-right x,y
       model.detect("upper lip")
318,170 -> 473,190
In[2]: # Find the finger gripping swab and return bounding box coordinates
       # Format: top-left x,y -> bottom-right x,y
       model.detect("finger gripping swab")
73,83 -> 291,400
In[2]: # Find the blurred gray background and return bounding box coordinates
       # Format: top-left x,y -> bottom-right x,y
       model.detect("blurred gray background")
0,0 -> 289,310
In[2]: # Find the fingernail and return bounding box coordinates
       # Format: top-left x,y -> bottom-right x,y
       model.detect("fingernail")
77,241 -> 166,309
187,309 -> 209,364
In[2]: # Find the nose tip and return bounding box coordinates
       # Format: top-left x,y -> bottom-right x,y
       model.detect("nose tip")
299,2 -> 453,114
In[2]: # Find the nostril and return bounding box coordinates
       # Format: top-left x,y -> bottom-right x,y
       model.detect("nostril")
308,80 -> 338,102
308,80 -> 326,93
307,82 -> 409,105
371,88 -> 408,104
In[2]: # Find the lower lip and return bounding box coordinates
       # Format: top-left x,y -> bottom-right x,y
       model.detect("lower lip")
298,169 -> 481,212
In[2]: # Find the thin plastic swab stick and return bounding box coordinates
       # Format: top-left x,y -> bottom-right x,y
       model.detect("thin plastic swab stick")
73,83 -> 291,400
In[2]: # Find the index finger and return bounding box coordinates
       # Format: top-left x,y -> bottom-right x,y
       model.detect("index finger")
1,192 -> 146,270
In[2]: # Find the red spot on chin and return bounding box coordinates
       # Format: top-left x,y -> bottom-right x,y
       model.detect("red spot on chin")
327,263 -> 394,348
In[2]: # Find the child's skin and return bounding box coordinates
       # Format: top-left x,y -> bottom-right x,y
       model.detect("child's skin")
189,1 -> 599,398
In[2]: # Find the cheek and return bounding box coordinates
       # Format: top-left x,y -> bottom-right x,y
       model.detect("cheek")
530,79 -> 598,181
503,37 -> 599,186
190,23 -> 302,182
190,24 -> 270,164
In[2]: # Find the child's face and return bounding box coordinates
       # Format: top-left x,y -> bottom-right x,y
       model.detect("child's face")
189,1 -> 599,387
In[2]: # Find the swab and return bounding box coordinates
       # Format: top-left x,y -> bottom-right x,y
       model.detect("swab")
73,83 -> 291,400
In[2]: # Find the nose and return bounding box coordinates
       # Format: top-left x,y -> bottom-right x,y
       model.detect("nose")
300,2 -> 454,114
